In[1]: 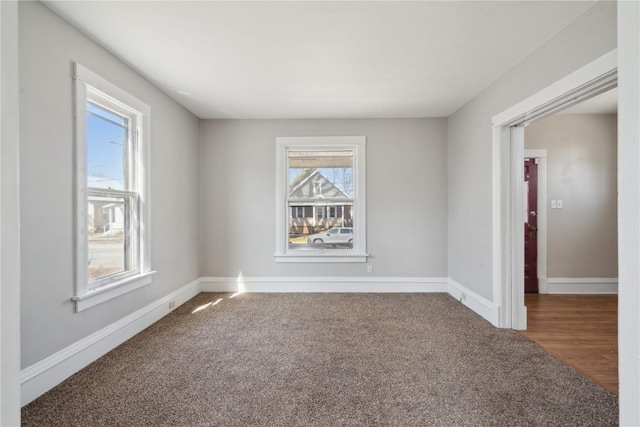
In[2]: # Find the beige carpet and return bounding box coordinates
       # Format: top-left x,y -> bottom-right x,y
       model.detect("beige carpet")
22,293 -> 618,426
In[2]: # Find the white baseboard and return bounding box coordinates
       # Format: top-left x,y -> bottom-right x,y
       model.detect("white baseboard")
20,278 -> 202,406
547,277 -> 618,294
447,279 -> 500,327
200,276 -> 449,293
538,277 -> 549,294
201,275 -> 501,326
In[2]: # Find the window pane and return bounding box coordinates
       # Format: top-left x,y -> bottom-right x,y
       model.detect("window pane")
87,102 -> 127,190
288,201 -> 354,250
87,194 -> 129,284
287,150 -> 355,251
288,150 -> 353,199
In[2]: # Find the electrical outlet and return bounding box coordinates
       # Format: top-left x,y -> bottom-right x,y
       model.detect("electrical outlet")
367,264 -> 373,273
168,300 -> 176,309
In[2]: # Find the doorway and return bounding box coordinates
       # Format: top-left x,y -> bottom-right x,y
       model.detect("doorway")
491,49 -> 617,330
518,95 -> 619,393
524,103 -> 618,296
524,158 -> 539,293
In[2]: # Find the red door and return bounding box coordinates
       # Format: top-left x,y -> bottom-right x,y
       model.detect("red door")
524,158 -> 538,293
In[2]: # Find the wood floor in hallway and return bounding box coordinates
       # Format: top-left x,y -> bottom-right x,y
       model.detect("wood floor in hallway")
520,294 -> 618,394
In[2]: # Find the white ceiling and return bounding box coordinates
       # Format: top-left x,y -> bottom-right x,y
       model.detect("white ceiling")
44,1 -> 597,120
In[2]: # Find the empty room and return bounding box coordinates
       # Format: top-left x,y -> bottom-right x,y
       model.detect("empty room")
2,1 -> 640,426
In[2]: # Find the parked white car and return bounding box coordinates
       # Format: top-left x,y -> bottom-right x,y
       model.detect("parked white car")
307,227 -> 353,245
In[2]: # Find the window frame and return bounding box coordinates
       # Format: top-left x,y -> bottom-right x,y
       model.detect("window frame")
275,136 -> 367,263
72,63 -> 154,312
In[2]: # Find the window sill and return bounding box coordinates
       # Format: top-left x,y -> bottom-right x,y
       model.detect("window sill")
72,271 -> 157,312
275,253 -> 368,263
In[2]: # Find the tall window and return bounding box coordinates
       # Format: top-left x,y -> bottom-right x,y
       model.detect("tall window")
275,136 -> 367,262
73,64 -> 153,311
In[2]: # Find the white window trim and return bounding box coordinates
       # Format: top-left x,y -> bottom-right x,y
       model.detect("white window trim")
275,136 -> 367,263
72,63 -> 154,312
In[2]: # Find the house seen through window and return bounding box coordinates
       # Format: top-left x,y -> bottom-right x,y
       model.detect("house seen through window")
288,151 -> 354,249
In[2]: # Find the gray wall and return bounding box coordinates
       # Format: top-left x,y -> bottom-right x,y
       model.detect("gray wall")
525,114 -> 618,278
19,2 -> 200,367
199,119 -> 448,278
447,1 -> 617,300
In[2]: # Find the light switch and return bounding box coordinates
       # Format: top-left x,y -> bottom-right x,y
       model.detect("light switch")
551,200 -> 557,209
557,200 -> 563,209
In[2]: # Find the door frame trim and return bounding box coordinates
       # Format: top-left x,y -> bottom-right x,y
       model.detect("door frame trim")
1,1 -> 22,424
491,49 -> 617,329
